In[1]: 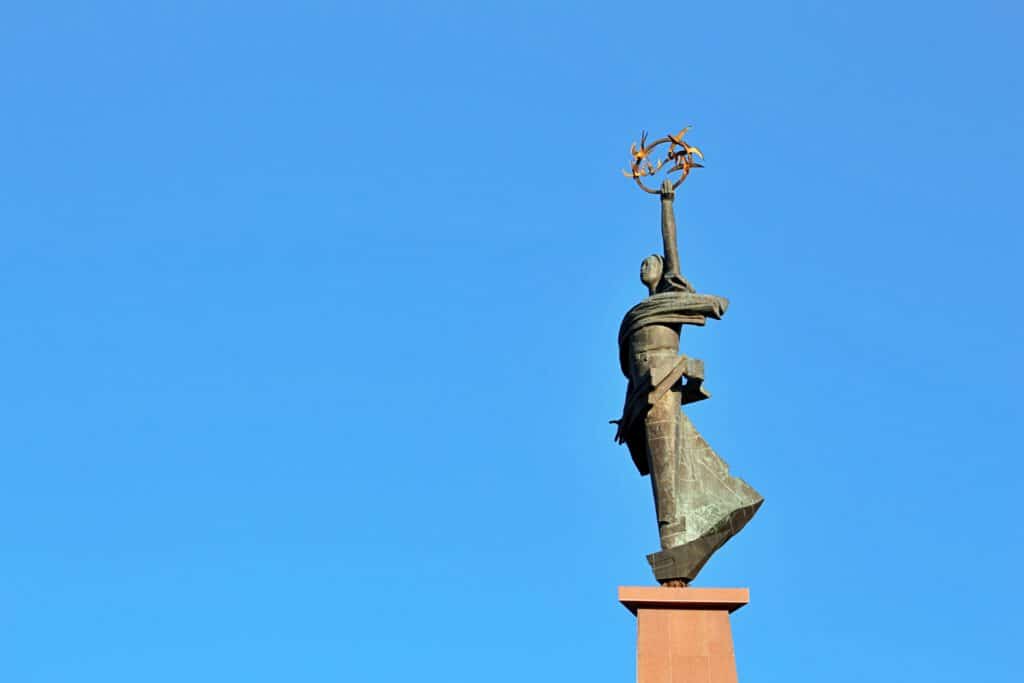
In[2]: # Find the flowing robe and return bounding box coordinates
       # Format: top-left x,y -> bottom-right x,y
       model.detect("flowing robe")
615,291 -> 763,582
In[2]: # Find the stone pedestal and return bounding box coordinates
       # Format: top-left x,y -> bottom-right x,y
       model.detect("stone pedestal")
619,586 -> 749,683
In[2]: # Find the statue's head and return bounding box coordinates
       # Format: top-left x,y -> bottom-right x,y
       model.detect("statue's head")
640,254 -> 663,295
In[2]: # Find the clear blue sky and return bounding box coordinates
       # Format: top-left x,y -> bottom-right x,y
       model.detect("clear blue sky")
2,2 -> 1022,681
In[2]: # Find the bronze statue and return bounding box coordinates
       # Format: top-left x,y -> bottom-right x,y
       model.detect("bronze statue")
613,128 -> 762,586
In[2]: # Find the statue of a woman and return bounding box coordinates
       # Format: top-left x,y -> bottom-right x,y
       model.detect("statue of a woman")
614,180 -> 762,586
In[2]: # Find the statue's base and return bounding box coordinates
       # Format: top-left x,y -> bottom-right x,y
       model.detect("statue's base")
619,586 -> 749,683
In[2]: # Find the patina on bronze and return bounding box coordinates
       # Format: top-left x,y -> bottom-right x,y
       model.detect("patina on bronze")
613,127 -> 762,586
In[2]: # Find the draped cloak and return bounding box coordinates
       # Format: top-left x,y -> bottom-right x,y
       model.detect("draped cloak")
613,290 -> 764,582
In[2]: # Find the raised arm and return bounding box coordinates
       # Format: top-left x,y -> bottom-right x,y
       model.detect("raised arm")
659,179 -> 680,277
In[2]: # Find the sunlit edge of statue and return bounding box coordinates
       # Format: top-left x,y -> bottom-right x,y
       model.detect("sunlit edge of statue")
612,127 -> 763,587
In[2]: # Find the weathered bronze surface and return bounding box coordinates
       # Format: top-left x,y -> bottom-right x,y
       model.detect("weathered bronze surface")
613,128 -> 762,584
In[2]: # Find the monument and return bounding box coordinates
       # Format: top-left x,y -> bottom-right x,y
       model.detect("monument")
613,127 -> 762,682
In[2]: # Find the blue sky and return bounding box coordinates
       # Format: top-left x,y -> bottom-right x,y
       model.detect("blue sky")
2,2 -> 1022,681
